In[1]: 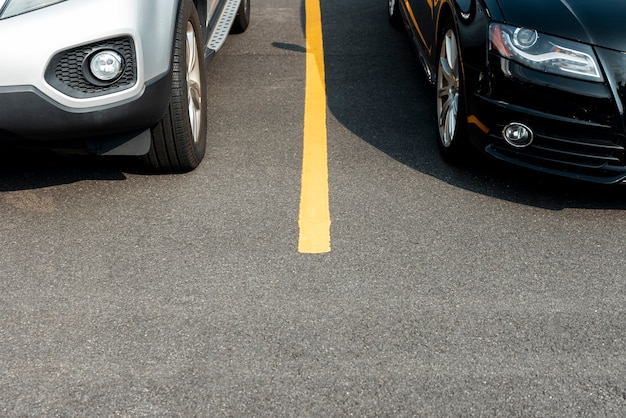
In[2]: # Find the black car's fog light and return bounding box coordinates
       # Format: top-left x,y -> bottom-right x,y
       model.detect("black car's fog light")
87,50 -> 124,83
503,123 -> 534,148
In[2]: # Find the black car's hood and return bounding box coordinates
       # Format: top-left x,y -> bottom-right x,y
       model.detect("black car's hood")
493,0 -> 626,51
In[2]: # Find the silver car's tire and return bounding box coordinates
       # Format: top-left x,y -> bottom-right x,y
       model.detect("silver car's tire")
145,0 -> 207,173
436,20 -> 468,163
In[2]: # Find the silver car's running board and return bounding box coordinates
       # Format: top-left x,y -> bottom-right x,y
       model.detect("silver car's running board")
205,0 -> 241,58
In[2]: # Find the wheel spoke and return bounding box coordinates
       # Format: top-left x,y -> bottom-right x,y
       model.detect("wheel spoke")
438,86 -> 448,100
188,80 -> 201,140
441,94 -> 454,118
186,29 -> 197,77
446,103 -> 456,138
445,33 -> 458,74
439,57 -> 454,84
189,81 -> 201,108
437,28 -> 461,149
185,22 -> 202,144
440,94 -> 455,146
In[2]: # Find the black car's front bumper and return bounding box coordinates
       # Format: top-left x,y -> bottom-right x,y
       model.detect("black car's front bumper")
466,50 -> 626,184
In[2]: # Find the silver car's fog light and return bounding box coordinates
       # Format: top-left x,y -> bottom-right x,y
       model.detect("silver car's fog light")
503,123 -> 534,148
88,50 -> 124,82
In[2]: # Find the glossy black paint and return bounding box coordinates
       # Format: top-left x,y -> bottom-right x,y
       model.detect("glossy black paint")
495,0 -> 626,51
396,0 -> 626,184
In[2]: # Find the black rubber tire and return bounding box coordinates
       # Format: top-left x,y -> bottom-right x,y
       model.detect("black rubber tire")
388,0 -> 403,30
231,0 -> 250,34
435,18 -> 470,164
144,0 -> 207,173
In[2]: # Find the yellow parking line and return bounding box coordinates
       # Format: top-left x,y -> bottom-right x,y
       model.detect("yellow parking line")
298,0 -> 331,254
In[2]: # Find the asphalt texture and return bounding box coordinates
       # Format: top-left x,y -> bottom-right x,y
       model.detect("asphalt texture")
1,0 -> 625,415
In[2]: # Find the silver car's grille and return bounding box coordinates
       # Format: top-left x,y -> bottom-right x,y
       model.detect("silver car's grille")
45,37 -> 136,98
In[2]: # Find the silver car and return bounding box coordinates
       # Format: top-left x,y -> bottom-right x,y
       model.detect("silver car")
0,0 -> 250,172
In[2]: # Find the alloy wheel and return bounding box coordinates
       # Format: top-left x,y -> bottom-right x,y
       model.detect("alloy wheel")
437,29 -> 460,148
186,21 -> 202,144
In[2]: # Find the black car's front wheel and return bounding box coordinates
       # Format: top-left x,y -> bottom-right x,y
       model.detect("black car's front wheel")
436,20 -> 469,163
388,0 -> 402,29
144,0 -> 207,173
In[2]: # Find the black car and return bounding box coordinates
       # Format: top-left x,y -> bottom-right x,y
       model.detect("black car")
389,0 -> 626,184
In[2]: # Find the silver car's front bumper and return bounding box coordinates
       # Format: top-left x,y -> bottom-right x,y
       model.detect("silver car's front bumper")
0,0 -> 178,111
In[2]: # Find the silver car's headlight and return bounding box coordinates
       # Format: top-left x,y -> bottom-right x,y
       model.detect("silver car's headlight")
0,0 -> 66,19
490,23 -> 604,82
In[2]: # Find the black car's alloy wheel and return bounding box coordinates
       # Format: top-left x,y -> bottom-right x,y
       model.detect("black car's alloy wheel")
436,20 -> 468,162
145,0 -> 207,173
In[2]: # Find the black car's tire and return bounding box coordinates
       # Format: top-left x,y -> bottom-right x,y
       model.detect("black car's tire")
231,0 -> 250,34
436,19 -> 469,164
144,0 -> 207,173
388,0 -> 402,30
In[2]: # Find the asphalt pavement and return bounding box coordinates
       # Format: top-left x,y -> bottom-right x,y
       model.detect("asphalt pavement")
1,0 -> 625,415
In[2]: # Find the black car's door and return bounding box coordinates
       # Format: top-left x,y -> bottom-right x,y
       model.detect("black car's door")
405,0 -> 439,56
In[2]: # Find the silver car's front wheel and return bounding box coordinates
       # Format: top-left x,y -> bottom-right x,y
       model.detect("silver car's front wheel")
145,0 -> 207,173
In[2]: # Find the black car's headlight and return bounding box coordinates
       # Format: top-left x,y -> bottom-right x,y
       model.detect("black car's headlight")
490,23 -> 604,82
0,0 -> 67,19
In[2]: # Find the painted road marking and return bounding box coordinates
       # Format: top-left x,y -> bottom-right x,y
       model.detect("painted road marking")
298,0 -> 331,254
